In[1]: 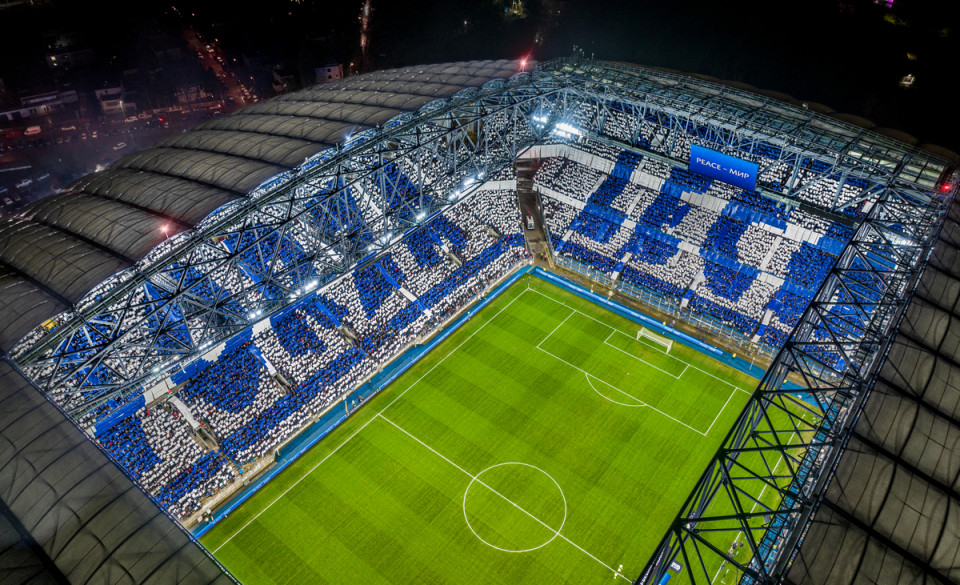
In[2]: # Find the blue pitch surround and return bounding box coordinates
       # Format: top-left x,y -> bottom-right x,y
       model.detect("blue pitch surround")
191,265 -> 785,537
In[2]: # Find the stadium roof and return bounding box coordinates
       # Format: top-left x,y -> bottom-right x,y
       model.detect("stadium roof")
0,59 -> 521,354
0,59 -> 521,585
1,57 -> 957,585
786,200 -> 960,585
0,357 -> 237,585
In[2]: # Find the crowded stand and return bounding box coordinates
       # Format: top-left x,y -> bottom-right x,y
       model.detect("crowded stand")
692,274 -> 777,334
736,225 -> 777,267
90,112 -> 872,522
638,158 -> 671,181
764,239 -> 804,281
98,404 -> 236,518
178,344 -> 285,452
785,243 -> 837,289
94,188 -> 529,520
621,249 -> 703,300
393,243 -> 455,297
473,189 -> 523,235
703,217 -> 748,258
535,158 -> 605,203
762,324 -> 790,348
732,190 -> 790,221
689,294 -> 760,335
668,167 -> 711,193
576,136 -> 624,161
636,190 -> 691,230
543,197 -> 579,241
702,261 -> 754,303
532,146 -> 844,347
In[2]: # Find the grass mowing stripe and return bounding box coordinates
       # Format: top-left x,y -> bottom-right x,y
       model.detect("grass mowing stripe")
602,329 -> 687,378
212,290 -> 527,554
378,414 -> 633,583
527,286 -> 752,395
584,373 -> 705,435
536,337 -> 708,435
203,276 -> 760,584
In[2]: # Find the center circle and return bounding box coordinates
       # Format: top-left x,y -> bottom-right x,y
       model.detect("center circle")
462,462 -> 567,553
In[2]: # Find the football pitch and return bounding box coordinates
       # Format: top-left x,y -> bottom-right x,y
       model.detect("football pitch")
201,274 -> 761,584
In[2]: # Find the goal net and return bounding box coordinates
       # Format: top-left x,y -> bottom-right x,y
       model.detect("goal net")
637,327 -> 673,353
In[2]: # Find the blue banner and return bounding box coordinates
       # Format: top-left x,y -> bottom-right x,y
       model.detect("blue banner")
690,145 -> 758,191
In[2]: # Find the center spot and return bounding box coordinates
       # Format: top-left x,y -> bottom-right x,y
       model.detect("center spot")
462,462 -> 566,553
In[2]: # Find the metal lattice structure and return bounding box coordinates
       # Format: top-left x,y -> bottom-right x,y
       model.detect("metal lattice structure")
634,147 -> 957,582
10,72 -> 565,420
11,57 -> 950,423
3,58 -> 957,584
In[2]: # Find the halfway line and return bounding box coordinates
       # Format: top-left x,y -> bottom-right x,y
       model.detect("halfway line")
377,413 -> 633,582
212,289 -> 528,553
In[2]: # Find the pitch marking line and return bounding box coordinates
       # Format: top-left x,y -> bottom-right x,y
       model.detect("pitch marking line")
378,414 -> 632,582
462,462 -> 568,553
212,290 -> 527,554
536,309 -> 576,350
533,309 -> 728,435
601,330 -> 686,379
526,287 -> 751,396
710,430 -> 798,583
581,370 -> 706,436
584,374 -> 645,408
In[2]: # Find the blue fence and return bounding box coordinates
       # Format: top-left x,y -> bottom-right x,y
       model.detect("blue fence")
191,264 -> 807,537
530,267 -> 776,383
192,266 -> 533,537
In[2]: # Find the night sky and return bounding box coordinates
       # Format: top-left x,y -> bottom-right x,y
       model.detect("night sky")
369,0 -> 960,152
2,0 -> 958,151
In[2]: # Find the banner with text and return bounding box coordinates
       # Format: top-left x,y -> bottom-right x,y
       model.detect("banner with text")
689,144 -> 758,191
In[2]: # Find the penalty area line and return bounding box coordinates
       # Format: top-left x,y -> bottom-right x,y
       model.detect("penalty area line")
526,288 -> 752,396
584,372 -> 707,436
535,341 -> 706,436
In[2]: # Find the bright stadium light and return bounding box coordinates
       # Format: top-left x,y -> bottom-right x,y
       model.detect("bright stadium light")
554,122 -> 582,137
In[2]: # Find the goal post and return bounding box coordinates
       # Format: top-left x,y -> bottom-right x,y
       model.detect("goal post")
637,327 -> 673,353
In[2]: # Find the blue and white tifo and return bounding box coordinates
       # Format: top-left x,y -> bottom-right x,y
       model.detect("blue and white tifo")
3,56 -> 955,585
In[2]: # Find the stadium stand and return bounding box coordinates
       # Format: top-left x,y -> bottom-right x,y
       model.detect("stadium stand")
89,189 -> 529,518
1,56 -> 953,585
533,145 -> 844,345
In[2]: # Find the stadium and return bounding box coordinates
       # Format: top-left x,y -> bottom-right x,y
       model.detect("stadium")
0,54 -> 958,585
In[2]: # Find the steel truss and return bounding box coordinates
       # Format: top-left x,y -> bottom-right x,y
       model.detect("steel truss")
10,57 -> 954,430
10,75 -> 572,420
635,170 -> 956,582
543,57 -> 945,214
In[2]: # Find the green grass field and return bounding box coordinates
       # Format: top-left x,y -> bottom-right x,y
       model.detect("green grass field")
201,275 -> 761,584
